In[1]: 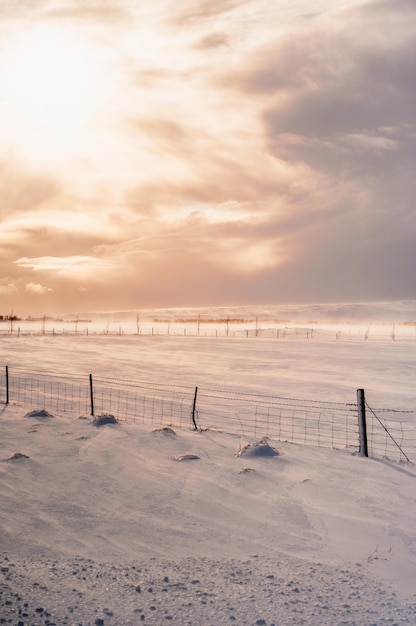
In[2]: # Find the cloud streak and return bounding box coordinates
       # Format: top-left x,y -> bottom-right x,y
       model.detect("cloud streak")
0,0 -> 415,315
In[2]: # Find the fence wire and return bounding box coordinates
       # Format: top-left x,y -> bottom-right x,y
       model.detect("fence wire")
5,369 -> 91,416
91,376 -> 195,430
0,367 -> 359,453
1,367 -> 415,462
195,387 -> 358,450
365,404 -> 416,463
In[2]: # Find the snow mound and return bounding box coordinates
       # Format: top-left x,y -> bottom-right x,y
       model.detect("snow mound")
92,414 -> 119,427
172,454 -> 200,461
3,452 -> 30,462
24,409 -> 54,419
236,437 -> 279,458
152,427 -> 176,435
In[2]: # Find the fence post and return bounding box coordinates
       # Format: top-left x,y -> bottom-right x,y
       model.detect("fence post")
89,373 -> 94,417
191,386 -> 198,430
5,366 -> 9,405
357,388 -> 368,457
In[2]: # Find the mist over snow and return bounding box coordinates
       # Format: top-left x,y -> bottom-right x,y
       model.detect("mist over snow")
47,299 -> 416,325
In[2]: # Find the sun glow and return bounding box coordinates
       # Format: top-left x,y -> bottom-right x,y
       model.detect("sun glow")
0,25 -> 113,161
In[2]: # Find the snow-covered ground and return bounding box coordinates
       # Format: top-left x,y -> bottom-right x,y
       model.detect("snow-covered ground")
1,303 -> 416,624
1,406 -> 416,625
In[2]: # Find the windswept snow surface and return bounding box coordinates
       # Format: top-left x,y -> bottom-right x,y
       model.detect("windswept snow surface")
1,311 -> 416,625
1,405 -> 416,625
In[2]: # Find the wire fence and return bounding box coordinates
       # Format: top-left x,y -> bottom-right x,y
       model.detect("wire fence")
0,366 -> 415,462
2,320 -> 416,342
364,404 -> 416,463
194,387 -> 358,450
4,369 -> 91,416
92,376 -> 195,430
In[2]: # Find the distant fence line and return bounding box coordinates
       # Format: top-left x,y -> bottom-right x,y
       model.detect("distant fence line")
1,321 -> 415,341
0,366 -> 415,464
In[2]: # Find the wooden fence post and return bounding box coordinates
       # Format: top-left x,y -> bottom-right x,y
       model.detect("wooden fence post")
89,374 -> 94,417
5,366 -> 9,405
192,386 -> 198,430
357,388 -> 368,457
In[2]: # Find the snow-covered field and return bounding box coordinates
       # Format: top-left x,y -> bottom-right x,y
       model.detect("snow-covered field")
1,302 -> 416,624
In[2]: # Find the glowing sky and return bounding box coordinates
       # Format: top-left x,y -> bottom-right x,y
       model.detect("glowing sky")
0,0 -> 415,315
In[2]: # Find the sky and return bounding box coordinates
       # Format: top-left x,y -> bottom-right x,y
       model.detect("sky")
0,0 -> 415,316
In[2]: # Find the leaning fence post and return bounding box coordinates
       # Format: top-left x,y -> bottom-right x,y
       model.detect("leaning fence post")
191,386 -> 198,430
89,373 -> 94,417
357,388 -> 368,457
5,366 -> 9,405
